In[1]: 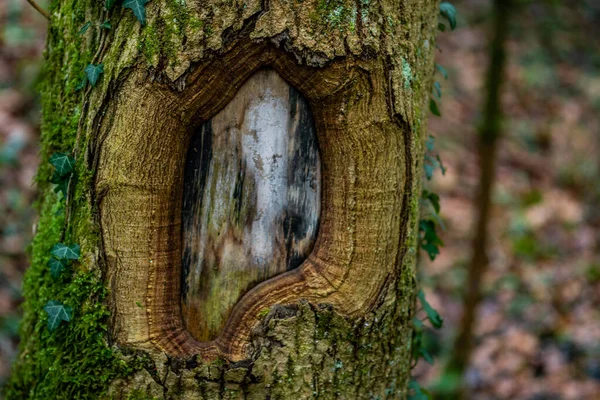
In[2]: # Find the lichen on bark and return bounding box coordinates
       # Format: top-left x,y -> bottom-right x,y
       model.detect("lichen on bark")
7,0 -> 439,398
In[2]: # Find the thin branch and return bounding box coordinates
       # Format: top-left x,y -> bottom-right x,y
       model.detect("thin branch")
26,0 -> 50,20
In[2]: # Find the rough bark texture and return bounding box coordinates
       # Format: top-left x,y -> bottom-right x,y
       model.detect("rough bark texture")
7,0 -> 439,399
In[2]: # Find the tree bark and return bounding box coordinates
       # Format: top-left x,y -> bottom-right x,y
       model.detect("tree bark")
7,0 -> 439,399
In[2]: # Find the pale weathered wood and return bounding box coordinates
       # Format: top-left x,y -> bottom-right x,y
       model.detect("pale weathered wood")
181,70 -> 320,341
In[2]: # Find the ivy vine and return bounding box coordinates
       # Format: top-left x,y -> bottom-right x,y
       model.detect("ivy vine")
75,0 -> 150,90
409,2 -> 458,399
43,0 -> 153,335
44,153 -> 81,330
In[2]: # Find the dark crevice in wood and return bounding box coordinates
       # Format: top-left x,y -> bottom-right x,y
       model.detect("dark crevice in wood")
181,122 -> 213,299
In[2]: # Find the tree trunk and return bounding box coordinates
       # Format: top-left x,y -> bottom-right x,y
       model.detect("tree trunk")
7,0 -> 439,399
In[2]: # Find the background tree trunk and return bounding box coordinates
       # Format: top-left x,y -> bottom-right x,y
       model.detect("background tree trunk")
7,0 -> 439,398
444,1 -> 512,396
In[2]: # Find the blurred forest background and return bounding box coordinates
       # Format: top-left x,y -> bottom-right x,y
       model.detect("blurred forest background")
0,0 -> 599,399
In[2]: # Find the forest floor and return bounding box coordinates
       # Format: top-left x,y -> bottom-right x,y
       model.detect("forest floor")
0,0 -> 599,399
414,1 -> 600,399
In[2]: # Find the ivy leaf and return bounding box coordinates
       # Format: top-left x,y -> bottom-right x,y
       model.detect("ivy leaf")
101,20 -> 112,30
411,329 -> 423,361
436,154 -> 447,175
433,81 -> 442,99
435,63 -> 448,80
429,99 -> 441,116
78,22 -> 91,35
422,190 -> 440,214
440,2 -> 457,31
417,289 -> 444,328
105,0 -> 118,10
75,75 -> 88,92
123,0 -> 150,25
419,347 -> 435,365
424,162 -> 435,180
412,317 -> 425,330
437,22 -> 446,32
50,172 -> 70,198
51,243 -> 81,260
419,219 -> 443,260
425,135 -> 436,152
48,258 -> 69,279
421,241 -> 440,261
84,64 -> 104,87
408,380 -> 431,400
49,153 -> 75,177
44,300 -> 73,331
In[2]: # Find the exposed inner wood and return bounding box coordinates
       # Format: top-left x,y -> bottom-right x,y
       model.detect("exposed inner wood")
97,42 -> 410,361
181,70 -> 320,342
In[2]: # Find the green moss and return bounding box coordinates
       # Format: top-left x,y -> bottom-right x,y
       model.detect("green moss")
70,166 -> 98,243
311,0 -> 357,32
166,0 -> 191,36
162,20 -> 179,69
138,0 -> 204,69
256,307 -> 271,319
5,191 -> 136,399
139,16 -> 179,69
188,16 -> 205,31
5,0 -> 141,398
140,23 -> 160,64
